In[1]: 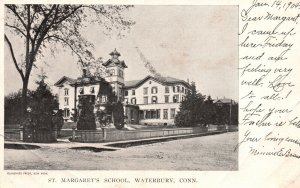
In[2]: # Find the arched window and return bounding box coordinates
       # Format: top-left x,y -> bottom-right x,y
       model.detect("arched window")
152,96 -> 158,103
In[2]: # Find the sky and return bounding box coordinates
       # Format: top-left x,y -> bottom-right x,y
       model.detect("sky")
4,5 -> 238,100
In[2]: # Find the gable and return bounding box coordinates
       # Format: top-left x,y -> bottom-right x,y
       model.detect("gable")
124,75 -> 191,89
54,76 -> 76,86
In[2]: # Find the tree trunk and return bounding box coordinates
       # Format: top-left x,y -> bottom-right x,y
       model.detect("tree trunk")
21,78 -> 29,121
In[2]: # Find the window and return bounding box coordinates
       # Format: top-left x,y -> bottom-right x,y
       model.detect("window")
177,86 -> 180,92
151,110 -> 157,119
182,87 -> 185,93
151,87 -> 158,94
101,96 -> 107,103
132,90 -> 135,95
157,109 -> 161,119
170,108 -> 176,119
143,87 -> 148,95
64,88 -> 69,96
165,96 -> 169,103
79,88 -> 84,94
64,108 -> 70,117
118,69 -> 123,78
173,95 -> 179,103
146,111 -> 151,119
90,87 -> 95,94
64,97 -> 69,106
124,98 -> 128,104
173,86 -> 176,93
143,110 -> 160,119
163,109 -> 168,119
108,69 -> 115,76
124,90 -> 128,96
131,98 -> 136,104
151,96 -> 158,103
165,86 -> 169,93
139,111 -> 144,119
143,96 -> 148,104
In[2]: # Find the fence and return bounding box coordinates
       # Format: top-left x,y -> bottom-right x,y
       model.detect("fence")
73,126 -> 219,143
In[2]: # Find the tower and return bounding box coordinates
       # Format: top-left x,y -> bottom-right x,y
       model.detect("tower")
102,49 -> 128,101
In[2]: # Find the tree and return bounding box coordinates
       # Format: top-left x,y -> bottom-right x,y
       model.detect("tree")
112,102 -> 125,130
4,90 -> 33,124
77,95 -> 97,130
201,95 -> 216,126
4,4 -> 135,119
96,81 -> 124,130
175,82 -> 206,127
20,78 -> 59,142
29,78 -> 59,131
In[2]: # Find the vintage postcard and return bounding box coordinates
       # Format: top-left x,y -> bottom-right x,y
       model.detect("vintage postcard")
1,0 -> 300,188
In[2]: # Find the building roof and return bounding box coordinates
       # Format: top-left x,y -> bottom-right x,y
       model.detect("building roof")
124,75 -> 191,89
213,98 -> 235,104
54,76 -> 77,86
54,76 -> 107,87
124,79 -> 141,88
103,59 -> 128,68
103,48 -> 128,68
109,48 -> 121,57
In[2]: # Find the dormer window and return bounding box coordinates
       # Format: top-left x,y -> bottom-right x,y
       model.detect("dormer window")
79,88 -> 84,94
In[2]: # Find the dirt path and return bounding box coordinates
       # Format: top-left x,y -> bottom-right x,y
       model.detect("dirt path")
5,132 -> 238,170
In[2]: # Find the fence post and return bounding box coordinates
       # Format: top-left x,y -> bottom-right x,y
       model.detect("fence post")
72,127 -> 76,141
20,126 -> 23,141
102,128 -> 107,141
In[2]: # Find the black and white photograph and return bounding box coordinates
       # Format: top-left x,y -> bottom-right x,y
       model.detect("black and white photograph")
4,4 -> 239,170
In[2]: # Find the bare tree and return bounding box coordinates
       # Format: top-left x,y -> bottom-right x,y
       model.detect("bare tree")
4,4 -> 135,118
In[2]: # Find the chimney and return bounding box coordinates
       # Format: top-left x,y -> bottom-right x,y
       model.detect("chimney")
187,78 -> 189,84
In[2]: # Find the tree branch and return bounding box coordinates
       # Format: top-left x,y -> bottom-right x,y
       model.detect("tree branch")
44,35 -> 84,65
4,34 -> 25,81
53,5 -> 83,25
5,23 -> 27,38
33,5 -> 57,43
5,5 -> 27,30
